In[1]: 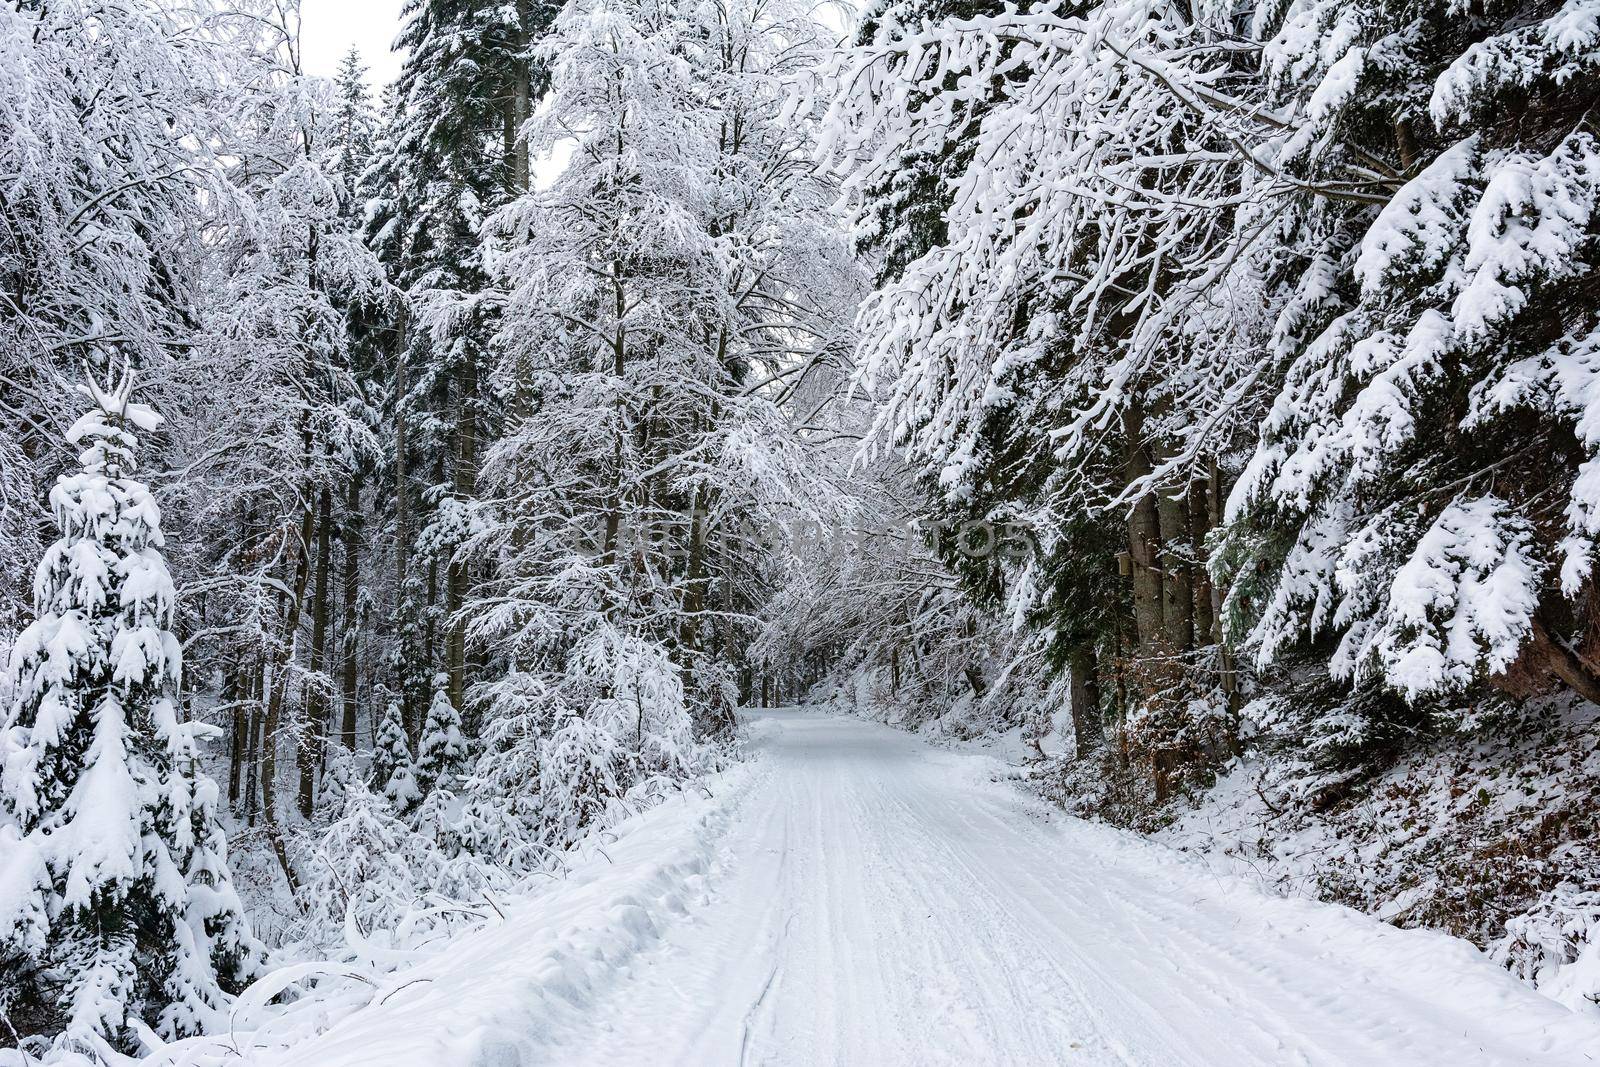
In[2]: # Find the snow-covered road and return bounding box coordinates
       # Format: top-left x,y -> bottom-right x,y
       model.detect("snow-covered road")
545,711 -> 1600,1066
273,711 -> 1600,1066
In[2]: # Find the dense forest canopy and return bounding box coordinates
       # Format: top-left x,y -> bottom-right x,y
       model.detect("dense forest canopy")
1,0 -> 1598,1057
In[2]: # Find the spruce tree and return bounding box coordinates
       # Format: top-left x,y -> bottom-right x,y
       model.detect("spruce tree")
369,0 -> 560,716
371,700 -> 421,810
1222,0 -> 1600,730
416,673 -> 466,793
0,375 -> 256,1053
330,47 -> 376,195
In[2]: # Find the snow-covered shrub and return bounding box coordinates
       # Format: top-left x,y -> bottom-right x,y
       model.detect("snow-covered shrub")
316,743 -> 360,819
1496,884 -> 1600,1013
290,780 -> 512,958
454,675 -> 550,871
292,780 -> 431,950
467,625 -> 720,858
1122,688 -> 1240,801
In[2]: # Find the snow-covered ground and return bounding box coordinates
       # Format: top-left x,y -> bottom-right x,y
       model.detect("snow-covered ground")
213,710 -> 1600,1066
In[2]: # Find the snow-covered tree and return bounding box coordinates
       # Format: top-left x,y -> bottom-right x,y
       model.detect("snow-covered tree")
357,0 -> 560,722
161,11 -> 391,889
1220,0 -> 1600,728
330,47 -> 377,194
813,0 -> 1280,780
0,376 -> 255,1053
371,700 -> 421,810
0,0 -> 236,639
416,673 -> 467,793
816,0 -> 1600,784
456,0 -> 860,853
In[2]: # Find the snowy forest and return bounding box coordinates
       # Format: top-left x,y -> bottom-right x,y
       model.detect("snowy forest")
3,0 -> 1600,1061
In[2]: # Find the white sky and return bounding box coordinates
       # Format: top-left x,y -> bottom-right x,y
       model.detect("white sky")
299,0 -> 409,88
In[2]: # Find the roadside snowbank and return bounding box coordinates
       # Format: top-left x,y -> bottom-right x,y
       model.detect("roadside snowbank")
127,760 -> 764,1067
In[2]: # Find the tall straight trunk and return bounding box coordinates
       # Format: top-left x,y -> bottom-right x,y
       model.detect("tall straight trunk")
240,659 -> 262,825
599,262 -> 628,573
448,353 -> 478,713
1112,625 -> 1130,741
299,487 -> 333,818
512,0 -> 532,191
260,488 -> 313,894
680,482 -> 708,654
1067,643 -> 1104,758
340,475 -> 362,751
232,498 -> 259,816
226,662 -> 246,805
1208,458 -> 1237,703
394,312 -> 420,728
243,672 -> 262,825
1125,409 -> 1165,650
395,310 -> 412,598
678,339 -> 723,660
502,83 -> 517,183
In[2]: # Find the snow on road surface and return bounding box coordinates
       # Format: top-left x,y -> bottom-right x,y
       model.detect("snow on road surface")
269,711 -> 1600,1067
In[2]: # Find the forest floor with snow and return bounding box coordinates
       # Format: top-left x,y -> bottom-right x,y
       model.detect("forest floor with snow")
188,709 -> 1600,1066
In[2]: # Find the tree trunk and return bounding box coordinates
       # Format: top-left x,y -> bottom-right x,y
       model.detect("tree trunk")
1189,477 -> 1215,652
1067,643 -> 1103,758
599,264 -> 629,576
226,662 -> 246,806
447,350 -> 477,713
512,0 -> 533,191
1533,614 -> 1600,705
395,311 -> 411,597
240,657 -> 263,822
963,664 -> 987,700
1207,458 -> 1239,704
299,487 -> 333,819
340,474 -> 361,751
243,688 -> 262,825
1157,483 -> 1193,652
261,485 -> 314,895
679,482 -> 708,654
1125,410 -> 1165,650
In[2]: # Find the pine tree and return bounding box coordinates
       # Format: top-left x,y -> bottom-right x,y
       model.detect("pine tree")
416,673 -> 467,793
0,375 -> 256,1053
371,700 -> 421,810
